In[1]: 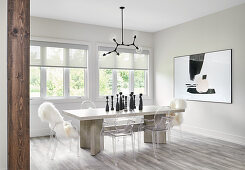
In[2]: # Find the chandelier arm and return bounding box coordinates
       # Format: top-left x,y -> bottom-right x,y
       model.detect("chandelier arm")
103,51 -> 112,56
133,35 -> 136,44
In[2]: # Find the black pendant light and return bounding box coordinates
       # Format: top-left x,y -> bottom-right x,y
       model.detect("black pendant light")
103,7 -> 141,56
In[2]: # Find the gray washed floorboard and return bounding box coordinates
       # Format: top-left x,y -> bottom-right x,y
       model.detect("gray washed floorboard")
31,131 -> 245,170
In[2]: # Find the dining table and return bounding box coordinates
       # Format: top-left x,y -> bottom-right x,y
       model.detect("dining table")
62,105 -> 185,156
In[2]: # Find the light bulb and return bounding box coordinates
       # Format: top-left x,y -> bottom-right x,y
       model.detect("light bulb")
136,46 -> 143,53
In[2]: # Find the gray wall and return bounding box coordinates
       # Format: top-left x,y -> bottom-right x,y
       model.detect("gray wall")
154,4 -> 245,144
0,0 -> 7,169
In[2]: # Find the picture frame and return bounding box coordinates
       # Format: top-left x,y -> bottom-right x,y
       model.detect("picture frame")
174,49 -> 232,103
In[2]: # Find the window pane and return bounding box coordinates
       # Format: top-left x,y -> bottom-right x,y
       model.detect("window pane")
69,49 -> 87,68
30,46 -> 41,66
30,66 -> 40,97
99,69 -> 112,96
46,67 -> 64,97
46,47 -> 64,66
134,70 -> 145,94
117,70 -> 129,94
70,68 -> 85,96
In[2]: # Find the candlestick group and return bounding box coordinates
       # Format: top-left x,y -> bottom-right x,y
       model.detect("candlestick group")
105,92 -> 143,112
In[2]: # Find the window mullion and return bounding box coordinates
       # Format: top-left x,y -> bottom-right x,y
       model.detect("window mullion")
130,70 -> 134,93
84,68 -> 87,98
40,67 -> 46,98
64,68 -> 69,97
145,70 -> 148,95
40,46 -> 46,98
112,69 -> 117,95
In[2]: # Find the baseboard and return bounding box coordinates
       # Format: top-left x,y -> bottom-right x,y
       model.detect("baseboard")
181,124 -> 245,146
31,128 -> 50,137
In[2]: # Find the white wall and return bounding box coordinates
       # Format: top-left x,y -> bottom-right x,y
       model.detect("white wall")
30,17 -> 154,137
0,0 -> 7,169
154,4 -> 245,145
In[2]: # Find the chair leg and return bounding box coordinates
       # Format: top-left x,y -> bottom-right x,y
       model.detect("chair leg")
168,130 -> 172,144
112,137 -> 117,166
69,139 -> 72,152
123,136 -> 126,154
77,137 -> 80,157
50,138 -> 58,160
131,134 -> 136,162
47,134 -> 54,155
138,130 -> 141,151
100,133 -> 104,151
179,126 -> 183,139
156,131 -> 160,148
168,129 -> 172,154
152,131 -> 157,158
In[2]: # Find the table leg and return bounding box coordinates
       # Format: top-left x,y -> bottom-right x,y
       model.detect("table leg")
144,115 -> 166,144
80,119 -> 103,156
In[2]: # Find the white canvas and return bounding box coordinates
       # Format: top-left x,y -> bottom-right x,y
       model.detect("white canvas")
174,49 -> 232,103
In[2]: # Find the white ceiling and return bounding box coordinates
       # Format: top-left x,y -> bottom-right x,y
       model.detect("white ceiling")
31,0 -> 245,32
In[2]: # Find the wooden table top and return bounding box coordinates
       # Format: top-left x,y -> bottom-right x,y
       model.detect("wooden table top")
62,105 -> 185,120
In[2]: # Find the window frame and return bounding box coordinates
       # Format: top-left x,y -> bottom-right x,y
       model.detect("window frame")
30,37 -> 91,102
95,43 -> 153,101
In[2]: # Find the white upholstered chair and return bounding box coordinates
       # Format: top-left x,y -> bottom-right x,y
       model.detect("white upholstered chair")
38,102 -> 80,159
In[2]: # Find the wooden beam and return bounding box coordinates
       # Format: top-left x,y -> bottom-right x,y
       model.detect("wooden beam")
7,0 -> 30,169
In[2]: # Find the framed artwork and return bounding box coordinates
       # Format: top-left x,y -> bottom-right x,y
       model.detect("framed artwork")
174,49 -> 232,103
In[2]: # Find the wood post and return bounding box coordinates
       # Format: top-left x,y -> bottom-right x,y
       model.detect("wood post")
7,0 -> 30,169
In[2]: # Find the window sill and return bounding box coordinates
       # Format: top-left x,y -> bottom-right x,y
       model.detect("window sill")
30,97 -> 88,105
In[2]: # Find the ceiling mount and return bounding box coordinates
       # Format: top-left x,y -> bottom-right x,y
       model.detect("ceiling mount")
103,6 -> 141,56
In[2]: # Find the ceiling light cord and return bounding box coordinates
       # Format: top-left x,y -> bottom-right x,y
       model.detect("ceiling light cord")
121,6 -> 124,45
103,7 -> 140,56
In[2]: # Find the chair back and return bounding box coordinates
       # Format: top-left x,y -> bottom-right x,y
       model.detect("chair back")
38,102 -> 78,138
81,100 -> 96,109
170,99 -> 187,109
105,113 -> 134,134
170,99 -> 186,126
154,107 -> 172,130
38,102 -> 64,129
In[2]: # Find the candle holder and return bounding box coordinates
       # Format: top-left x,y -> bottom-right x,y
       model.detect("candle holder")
106,96 -> 109,112
111,96 -> 114,110
116,94 -> 120,111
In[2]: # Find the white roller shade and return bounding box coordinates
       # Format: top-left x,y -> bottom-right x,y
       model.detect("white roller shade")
98,46 -> 149,70
30,41 -> 88,68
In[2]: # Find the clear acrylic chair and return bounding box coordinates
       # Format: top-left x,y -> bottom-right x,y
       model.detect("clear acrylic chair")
38,102 -> 80,160
100,113 -> 136,166
137,106 -> 159,151
138,106 -> 173,158
81,100 -> 96,109
170,99 -> 187,138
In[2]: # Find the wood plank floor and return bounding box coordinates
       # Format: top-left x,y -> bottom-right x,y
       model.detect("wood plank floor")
31,131 -> 245,170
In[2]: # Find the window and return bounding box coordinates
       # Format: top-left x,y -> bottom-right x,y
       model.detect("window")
98,46 -> 149,96
46,67 -> 64,97
99,69 -> 113,96
134,70 -> 146,95
117,70 -> 129,94
30,40 -> 88,98
30,66 -> 41,97
69,68 -> 85,96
